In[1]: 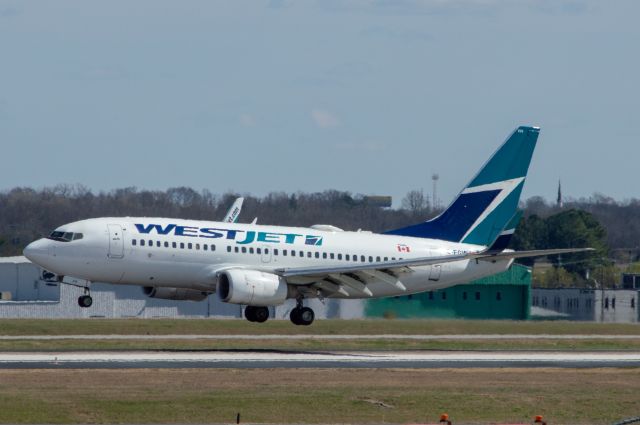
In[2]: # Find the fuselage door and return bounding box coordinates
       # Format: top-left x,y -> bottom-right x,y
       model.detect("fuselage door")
429,264 -> 441,281
107,224 -> 125,259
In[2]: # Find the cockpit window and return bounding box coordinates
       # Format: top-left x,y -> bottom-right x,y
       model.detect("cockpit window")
48,231 -> 83,242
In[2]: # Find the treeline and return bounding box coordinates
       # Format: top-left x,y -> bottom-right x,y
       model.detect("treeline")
1,185 -> 639,287
0,185 -> 428,256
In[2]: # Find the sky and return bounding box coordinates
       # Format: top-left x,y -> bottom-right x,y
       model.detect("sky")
1,0 -> 639,207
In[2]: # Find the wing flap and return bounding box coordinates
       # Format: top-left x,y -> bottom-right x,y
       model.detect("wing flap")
474,248 -> 594,261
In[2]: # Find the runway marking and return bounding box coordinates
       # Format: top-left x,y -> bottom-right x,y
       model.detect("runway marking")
1,334 -> 639,340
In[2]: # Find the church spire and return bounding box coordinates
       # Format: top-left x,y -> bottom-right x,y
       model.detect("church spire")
557,179 -> 563,208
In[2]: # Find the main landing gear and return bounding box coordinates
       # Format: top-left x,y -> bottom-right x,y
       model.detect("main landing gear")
77,285 -> 93,308
290,298 -> 314,326
245,306 -> 269,323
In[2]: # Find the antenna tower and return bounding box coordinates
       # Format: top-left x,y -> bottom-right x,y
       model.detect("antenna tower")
432,173 -> 439,209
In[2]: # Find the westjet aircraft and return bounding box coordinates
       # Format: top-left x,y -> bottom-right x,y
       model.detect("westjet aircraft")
23,126 -> 590,325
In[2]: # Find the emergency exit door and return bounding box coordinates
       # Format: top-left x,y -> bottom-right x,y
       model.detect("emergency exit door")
108,224 -> 124,259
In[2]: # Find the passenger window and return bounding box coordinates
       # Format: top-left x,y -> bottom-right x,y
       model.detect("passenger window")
338,254 -> 342,260
180,243 -> 185,249
428,292 -> 434,300
156,241 -> 161,247
241,247 -> 247,253
188,243 -> 193,249
204,244 -> 208,251
283,250 -> 287,256
265,248 -> 269,254
384,257 -> 388,261
368,256 -> 373,262
315,252 -> 319,259
172,242 -> 177,248
322,252 -> 327,259
376,256 -> 381,262
290,250 -> 295,257
496,292 -> 502,301
299,251 -> 303,257
257,248 -> 262,254
463,291 -> 468,300
345,254 -> 349,261
249,247 -> 254,254
361,255 -> 365,262
274,249 -> 279,256
234,247 -> 239,253
211,244 -> 216,251
149,240 -> 153,246
353,256 -> 358,262
132,239 -> 137,246
442,292 -> 447,300
475,292 -> 481,300
140,240 -> 145,246
330,253 -> 335,260
227,246 -> 231,253
196,244 -> 200,250
392,257 -> 396,261
308,252 -> 312,258
164,241 -> 169,248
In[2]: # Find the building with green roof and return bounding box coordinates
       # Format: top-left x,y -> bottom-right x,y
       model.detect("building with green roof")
365,264 -> 532,320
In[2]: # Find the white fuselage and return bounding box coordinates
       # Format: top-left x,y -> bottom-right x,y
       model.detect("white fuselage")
24,217 -> 512,300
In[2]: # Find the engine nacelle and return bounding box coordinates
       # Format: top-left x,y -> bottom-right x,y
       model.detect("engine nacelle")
217,269 -> 288,306
143,286 -> 209,302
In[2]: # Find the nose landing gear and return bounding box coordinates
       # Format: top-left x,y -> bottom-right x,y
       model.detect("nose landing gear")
290,298 -> 314,326
78,294 -> 93,308
77,285 -> 93,308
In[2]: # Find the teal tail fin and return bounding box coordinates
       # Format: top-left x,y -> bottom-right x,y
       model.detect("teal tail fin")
386,126 -> 539,246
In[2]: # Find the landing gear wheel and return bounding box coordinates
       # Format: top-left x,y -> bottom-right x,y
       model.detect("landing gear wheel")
78,295 -> 93,308
290,307 -> 314,326
245,306 -> 257,322
253,307 -> 269,323
245,306 -> 269,323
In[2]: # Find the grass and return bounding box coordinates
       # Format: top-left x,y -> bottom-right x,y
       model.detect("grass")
0,368 -> 638,424
0,318 -> 639,336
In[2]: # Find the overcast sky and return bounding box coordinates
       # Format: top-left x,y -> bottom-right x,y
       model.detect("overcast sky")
1,0 -> 638,206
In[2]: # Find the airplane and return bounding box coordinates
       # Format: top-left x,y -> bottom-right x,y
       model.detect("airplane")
23,126 -> 591,325
222,197 -> 244,223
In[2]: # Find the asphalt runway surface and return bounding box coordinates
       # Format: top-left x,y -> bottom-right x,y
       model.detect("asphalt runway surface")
1,350 -> 640,369
1,334 -> 639,340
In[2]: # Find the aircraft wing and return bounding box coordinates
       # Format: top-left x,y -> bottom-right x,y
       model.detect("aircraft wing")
273,247 -> 594,296
274,253 -> 473,278
472,247 -> 595,261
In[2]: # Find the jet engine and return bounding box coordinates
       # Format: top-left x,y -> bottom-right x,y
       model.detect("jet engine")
217,269 -> 288,306
142,286 -> 209,301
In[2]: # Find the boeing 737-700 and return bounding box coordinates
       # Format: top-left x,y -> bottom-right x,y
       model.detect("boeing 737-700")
23,126 -> 590,325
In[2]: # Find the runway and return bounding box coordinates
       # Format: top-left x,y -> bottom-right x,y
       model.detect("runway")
1,333 -> 639,340
1,350 -> 639,369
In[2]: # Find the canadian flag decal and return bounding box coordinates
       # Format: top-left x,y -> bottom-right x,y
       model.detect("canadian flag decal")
397,244 -> 411,253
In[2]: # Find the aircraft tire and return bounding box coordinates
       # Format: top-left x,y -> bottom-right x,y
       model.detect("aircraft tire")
244,306 -> 257,322
78,295 -> 93,308
289,307 -> 302,325
253,307 -> 269,323
299,307 -> 314,326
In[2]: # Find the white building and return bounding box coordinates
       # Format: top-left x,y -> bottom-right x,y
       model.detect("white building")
0,257 -> 363,319
532,288 -> 639,322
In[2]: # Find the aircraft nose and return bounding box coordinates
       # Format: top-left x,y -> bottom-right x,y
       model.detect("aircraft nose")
23,239 -> 50,266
